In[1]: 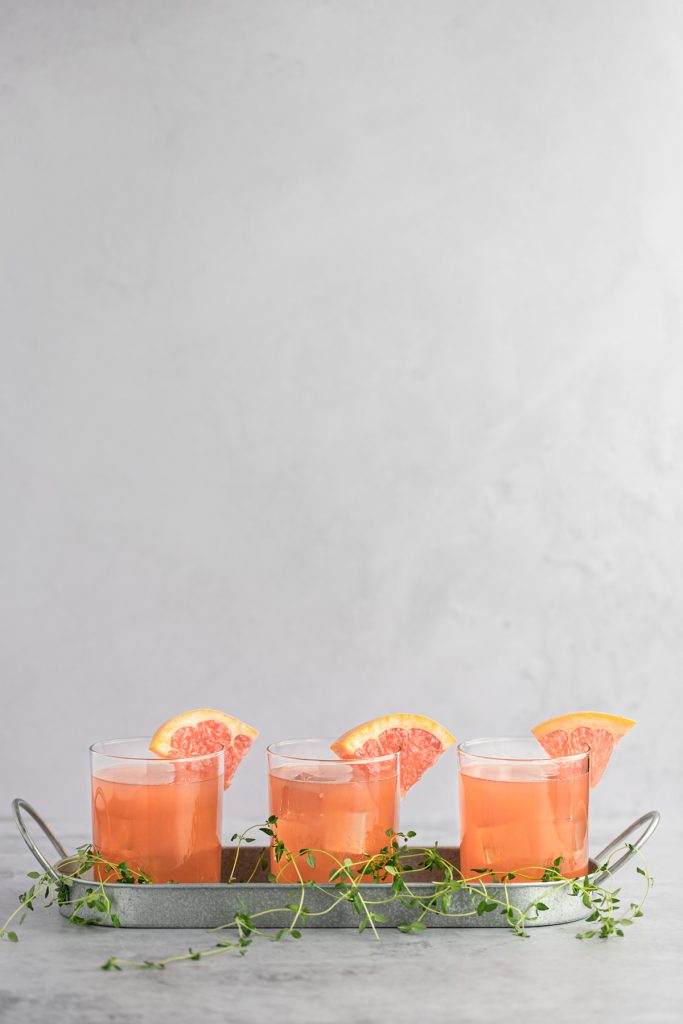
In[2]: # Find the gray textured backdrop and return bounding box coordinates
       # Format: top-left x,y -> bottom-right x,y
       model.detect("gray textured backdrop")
1,0 -> 682,845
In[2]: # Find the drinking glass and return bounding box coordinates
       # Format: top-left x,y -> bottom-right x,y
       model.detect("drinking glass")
457,736 -> 589,881
267,739 -> 400,882
90,738 -> 224,883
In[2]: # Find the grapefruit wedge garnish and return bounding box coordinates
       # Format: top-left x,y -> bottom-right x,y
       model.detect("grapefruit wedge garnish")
532,711 -> 635,788
150,709 -> 258,789
331,714 -> 456,796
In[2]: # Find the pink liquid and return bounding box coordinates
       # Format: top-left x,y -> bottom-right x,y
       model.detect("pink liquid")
91,762 -> 222,883
459,764 -> 589,881
269,763 -> 399,883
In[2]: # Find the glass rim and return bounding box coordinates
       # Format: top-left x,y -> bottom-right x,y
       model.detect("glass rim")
457,735 -> 590,765
89,736 -> 225,765
266,737 -> 400,766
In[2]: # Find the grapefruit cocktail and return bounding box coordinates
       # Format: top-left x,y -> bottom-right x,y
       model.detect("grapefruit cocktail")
90,739 -> 224,883
91,709 -> 258,883
267,740 -> 400,883
458,737 -> 590,881
268,715 -> 456,883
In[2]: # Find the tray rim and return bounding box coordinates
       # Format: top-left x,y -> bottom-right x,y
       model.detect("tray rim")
53,847 -> 604,893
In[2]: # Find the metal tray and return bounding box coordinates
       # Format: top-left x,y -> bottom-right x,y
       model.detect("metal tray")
12,799 -> 660,930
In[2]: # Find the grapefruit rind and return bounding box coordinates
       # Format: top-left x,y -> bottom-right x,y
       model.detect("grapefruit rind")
149,708 -> 259,790
331,713 -> 456,797
532,711 -> 635,789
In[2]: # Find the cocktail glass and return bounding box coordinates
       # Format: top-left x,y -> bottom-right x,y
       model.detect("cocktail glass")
90,738 -> 224,883
457,736 -> 589,881
267,739 -> 400,883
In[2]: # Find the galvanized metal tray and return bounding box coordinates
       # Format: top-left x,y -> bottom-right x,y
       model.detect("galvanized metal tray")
12,799 -> 660,930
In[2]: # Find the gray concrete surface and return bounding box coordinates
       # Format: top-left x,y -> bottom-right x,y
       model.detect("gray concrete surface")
0,816 -> 679,1024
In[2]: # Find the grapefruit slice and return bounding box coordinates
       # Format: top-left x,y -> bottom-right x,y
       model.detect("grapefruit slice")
331,714 -> 456,796
532,711 -> 635,788
150,709 -> 258,789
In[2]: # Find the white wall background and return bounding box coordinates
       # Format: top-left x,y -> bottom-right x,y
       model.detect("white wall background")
1,0 -> 682,843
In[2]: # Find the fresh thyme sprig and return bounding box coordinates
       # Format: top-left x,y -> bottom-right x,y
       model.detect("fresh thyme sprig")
0,820 -> 654,969
0,845 -> 152,943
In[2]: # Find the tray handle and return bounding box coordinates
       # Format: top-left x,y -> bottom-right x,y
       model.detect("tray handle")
11,798 -> 68,882
591,810 -> 660,885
